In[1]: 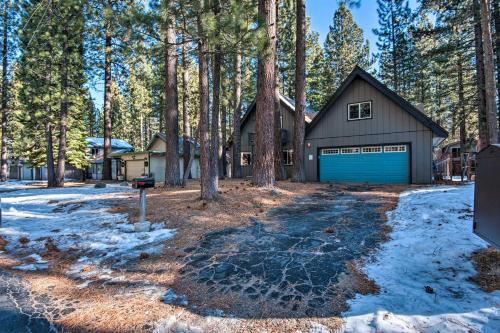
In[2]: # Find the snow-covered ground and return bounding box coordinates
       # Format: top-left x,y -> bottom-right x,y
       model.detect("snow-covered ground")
0,181 -> 175,271
343,184 -> 500,333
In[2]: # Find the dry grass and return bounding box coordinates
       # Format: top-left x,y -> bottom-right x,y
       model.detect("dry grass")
1,179 -> 407,332
0,235 -> 7,251
469,247 -> 500,292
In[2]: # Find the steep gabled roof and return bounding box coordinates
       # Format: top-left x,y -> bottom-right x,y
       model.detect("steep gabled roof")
146,133 -> 200,155
240,93 -> 316,129
306,66 -> 448,138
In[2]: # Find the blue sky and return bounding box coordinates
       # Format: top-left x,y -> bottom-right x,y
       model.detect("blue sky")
308,0 -> 418,57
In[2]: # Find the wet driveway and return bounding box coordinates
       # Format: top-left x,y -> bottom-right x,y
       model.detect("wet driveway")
178,185 -> 396,317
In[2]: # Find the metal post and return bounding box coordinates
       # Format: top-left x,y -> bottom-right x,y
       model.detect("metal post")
139,188 -> 146,223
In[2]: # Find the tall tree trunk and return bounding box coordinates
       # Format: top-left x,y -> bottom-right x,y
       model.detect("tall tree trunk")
492,0 -> 500,138
164,0 -> 181,186
232,51 -> 242,178
55,22 -> 70,187
102,11 -> 113,180
457,53 -> 467,182
293,0 -> 306,182
221,82 -> 227,178
210,1 -> 221,185
480,0 -> 500,146
181,30 -> 191,181
46,3 -> 55,187
474,0 -> 489,150
198,0 -> 217,199
274,0 -> 284,180
253,0 -> 276,187
46,123 -> 55,187
0,0 -> 9,182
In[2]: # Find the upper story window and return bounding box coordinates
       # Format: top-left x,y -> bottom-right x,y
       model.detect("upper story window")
348,101 -> 372,120
91,148 -> 99,156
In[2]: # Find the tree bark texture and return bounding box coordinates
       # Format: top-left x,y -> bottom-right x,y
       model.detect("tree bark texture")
55,21 -> 70,187
198,0 -> 217,199
102,16 -> 113,180
182,31 -> 191,180
253,0 -> 276,187
0,0 -> 9,182
232,51 -> 242,178
479,0 -> 499,145
474,0 -> 489,150
293,0 -> 306,182
164,1 -> 181,186
492,0 -> 500,138
457,53 -> 466,181
273,0 -> 284,180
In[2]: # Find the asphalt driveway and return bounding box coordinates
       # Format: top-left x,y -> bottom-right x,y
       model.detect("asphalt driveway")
178,184 -> 401,318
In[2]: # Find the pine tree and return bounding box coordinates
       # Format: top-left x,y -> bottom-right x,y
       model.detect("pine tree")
374,0 -> 414,95
324,2 -> 372,94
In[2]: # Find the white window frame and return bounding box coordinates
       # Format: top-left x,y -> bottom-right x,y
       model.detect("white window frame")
241,152 -> 252,166
361,146 -> 382,154
348,101 -> 372,120
384,145 -> 407,153
283,149 -> 293,165
322,148 -> 339,155
341,147 -> 360,154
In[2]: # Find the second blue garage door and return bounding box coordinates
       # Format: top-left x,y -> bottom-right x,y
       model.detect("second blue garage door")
319,144 -> 410,184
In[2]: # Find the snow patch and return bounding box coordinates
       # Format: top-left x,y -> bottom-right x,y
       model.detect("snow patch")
343,184 -> 500,333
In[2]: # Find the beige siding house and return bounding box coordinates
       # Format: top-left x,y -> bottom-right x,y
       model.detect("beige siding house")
117,134 -> 200,182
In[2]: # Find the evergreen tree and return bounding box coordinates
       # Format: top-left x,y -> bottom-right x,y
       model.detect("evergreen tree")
324,2 -> 372,94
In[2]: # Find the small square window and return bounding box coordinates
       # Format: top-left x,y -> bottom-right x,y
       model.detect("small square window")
348,104 -> 360,120
241,152 -> 252,166
348,101 -> 371,120
360,102 -> 371,118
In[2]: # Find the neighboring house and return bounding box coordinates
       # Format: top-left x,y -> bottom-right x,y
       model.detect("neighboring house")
8,157 -> 81,181
115,133 -> 200,182
235,93 -> 316,178
304,66 -> 448,184
434,141 -> 477,180
86,137 -> 134,180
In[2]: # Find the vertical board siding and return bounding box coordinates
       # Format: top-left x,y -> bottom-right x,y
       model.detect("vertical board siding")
305,77 -> 435,184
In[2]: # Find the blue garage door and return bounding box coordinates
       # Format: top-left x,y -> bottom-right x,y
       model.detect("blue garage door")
319,145 -> 410,184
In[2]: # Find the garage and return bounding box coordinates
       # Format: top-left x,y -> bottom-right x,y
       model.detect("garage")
125,159 -> 146,181
319,144 -> 410,184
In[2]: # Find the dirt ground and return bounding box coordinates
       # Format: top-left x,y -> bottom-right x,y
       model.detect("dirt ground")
469,247 -> 500,292
1,179 -> 406,333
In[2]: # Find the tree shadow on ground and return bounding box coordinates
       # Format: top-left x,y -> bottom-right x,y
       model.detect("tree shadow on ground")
171,185 -> 396,319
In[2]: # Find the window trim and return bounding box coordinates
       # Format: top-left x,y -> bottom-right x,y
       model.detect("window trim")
283,149 -> 293,165
322,148 -> 339,155
340,147 -> 360,155
347,101 -> 372,121
361,146 -> 382,154
384,145 -> 407,153
241,152 -> 252,166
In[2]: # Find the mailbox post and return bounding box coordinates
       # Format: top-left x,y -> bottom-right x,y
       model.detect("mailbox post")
132,177 -> 155,223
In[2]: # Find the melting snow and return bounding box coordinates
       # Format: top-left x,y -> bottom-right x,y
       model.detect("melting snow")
343,184 -> 500,333
0,182 -> 176,272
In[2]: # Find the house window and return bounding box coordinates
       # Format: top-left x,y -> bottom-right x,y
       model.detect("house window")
248,133 -> 255,145
451,147 -> 460,158
361,146 -> 382,153
91,148 -> 99,156
341,147 -> 360,154
384,145 -> 406,153
283,150 -> 293,165
241,152 -> 252,166
322,148 -> 339,155
348,101 -> 372,120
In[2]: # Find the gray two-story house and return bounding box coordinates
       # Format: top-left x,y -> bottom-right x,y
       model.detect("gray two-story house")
239,93 -> 316,178
304,66 -> 448,184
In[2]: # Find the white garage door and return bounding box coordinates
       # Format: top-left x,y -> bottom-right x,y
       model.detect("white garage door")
126,160 -> 146,181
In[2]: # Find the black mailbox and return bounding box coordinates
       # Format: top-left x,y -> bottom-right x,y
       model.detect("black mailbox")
132,177 -> 155,189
